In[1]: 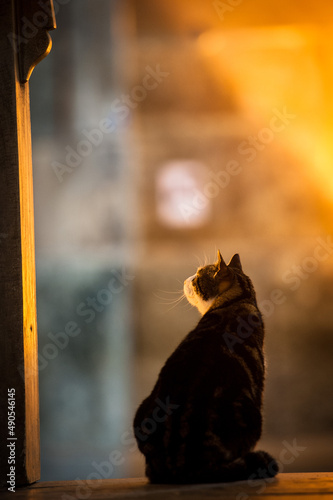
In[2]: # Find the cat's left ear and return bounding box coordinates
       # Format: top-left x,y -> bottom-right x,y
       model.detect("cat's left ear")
228,253 -> 243,271
214,250 -> 228,277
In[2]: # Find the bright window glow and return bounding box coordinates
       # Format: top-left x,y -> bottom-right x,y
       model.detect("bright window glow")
155,160 -> 211,228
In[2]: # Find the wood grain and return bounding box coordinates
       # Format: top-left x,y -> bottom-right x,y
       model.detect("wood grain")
0,0 -> 55,488
4,473 -> 333,499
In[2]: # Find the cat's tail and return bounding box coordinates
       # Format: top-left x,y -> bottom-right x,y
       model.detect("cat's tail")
213,450 -> 279,483
147,450 -> 279,484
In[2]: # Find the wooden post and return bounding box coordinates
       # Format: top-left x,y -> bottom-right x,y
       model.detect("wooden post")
0,0 -> 56,488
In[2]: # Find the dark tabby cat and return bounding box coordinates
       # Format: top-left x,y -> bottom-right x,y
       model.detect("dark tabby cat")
133,251 -> 278,484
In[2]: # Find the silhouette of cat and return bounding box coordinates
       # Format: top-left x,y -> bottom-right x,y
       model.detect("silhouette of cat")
133,251 -> 278,483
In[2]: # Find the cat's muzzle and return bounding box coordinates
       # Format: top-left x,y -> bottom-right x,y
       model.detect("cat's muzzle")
184,275 -> 196,298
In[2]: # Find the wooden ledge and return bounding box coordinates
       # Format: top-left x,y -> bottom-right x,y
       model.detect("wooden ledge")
6,472 -> 333,499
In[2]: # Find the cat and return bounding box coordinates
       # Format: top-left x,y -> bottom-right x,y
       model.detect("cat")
133,250 -> 278,484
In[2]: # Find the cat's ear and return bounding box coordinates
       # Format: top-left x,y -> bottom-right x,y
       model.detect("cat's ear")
214,250 -> 228,277
228,253 -> 243,271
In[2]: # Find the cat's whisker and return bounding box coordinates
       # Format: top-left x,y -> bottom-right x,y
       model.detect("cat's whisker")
163,295 -> 189,313
153,290 -> 186,307
204,253 -> 209,266
192,253 -> 204,268
156,298 -> 185,306
214,245 -> 218,262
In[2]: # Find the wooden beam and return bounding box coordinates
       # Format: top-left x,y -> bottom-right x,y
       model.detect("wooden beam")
0,0 -> 55,489
2,473 -> 333,499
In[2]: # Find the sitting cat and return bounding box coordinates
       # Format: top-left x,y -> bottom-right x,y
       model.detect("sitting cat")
133,251 -> 278,483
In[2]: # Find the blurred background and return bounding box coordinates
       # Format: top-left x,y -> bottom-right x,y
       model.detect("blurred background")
30,0 -> 333,480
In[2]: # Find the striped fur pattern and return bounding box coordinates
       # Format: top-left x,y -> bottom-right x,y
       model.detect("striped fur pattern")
133,251 -> 278,483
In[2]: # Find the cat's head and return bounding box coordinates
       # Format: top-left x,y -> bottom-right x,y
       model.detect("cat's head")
184,250 -> 255,315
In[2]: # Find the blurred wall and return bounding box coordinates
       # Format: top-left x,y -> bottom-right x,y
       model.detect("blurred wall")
30,0 -> 333,480
31,0 -> 137,480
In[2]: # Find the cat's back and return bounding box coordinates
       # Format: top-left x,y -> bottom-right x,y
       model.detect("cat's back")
157,298 -> 263,400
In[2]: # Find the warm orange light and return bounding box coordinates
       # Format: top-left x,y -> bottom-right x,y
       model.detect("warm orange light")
196,25 -> 333,212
